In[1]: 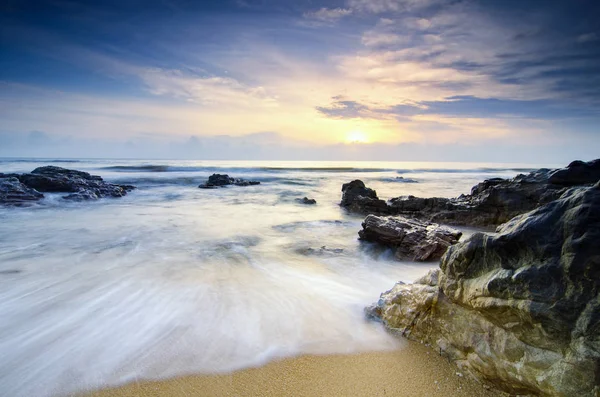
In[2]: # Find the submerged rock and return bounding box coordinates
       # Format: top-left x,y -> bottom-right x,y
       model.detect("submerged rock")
359,215 -> 462,261
295,197 -> 317,205
0,177 -> 44,205
367,184 -> 600,396
295,246 -> 344,256
199,173 -> 260,189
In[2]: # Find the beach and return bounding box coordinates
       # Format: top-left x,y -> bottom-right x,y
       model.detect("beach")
85,342 -> 500,397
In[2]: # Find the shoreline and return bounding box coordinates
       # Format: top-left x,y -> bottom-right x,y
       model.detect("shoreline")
82,340 -> 501,397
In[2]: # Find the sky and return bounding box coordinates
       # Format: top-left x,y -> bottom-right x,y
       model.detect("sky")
0,0 -> 599,162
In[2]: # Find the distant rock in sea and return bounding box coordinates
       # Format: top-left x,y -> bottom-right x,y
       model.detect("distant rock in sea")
199,173 -> 260,189
359,215 -> 462,262
0,166 -> 135,205
340,180 -> 389,214
295,197 -> 316,205
366,182 -> 600,396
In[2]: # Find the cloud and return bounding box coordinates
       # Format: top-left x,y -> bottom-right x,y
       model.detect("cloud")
577,32 -> 599,43
303,7 -> 352,22
316,99 -> 370,119
361,32 -> 408,47
137,68 -> 278,108
347,0 -> 440,14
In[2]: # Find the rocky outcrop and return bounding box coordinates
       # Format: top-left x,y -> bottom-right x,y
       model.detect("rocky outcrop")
367,183 -> 600,396
0,177 -> 44,205
359,215 -> 462,261
548,159 -> 600,185
295,197 -> 317,205
342,159 -> 600,227
1,166 -> 135,204
199,174 -> 260,188
340,180 -> 389,214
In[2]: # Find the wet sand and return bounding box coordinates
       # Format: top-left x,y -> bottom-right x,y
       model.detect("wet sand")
83,341 -> 501,397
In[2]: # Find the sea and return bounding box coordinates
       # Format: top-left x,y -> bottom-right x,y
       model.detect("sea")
0,159 -> 557,396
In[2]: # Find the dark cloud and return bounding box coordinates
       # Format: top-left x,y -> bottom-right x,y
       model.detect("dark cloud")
315,99 -> 369,119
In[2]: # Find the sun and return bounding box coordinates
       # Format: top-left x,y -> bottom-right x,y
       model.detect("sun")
345,130 -> 370,144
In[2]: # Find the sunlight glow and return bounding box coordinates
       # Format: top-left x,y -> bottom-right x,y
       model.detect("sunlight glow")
345,130 -> 370,144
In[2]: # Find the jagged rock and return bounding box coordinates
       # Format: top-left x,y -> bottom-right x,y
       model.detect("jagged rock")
12,166 -> 135,201
367,184 -> 600,396
358,215 -> 462,261
340,180 -> 389,214
0,177 -> 44,205
548,159 -> 600,185
347,159 -> 599,227
295,197 -> 317,205
199,174 -> 260,188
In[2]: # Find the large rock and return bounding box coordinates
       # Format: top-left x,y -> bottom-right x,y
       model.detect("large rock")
359,215 -> 462,261
6,166 -> 135,202
347,159 -> 600,227
548,159 -> 600,185
367,183 -> 600,396
0,177 -> 44,205
199,174 -> 260,188
340,180 -> 389,214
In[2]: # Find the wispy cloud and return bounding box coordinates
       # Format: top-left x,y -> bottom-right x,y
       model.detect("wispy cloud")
303,7 -> 352,22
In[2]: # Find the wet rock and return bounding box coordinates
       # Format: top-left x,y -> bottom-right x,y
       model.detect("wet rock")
393,176 -> 418,183
343,159 -> 599,227
368,184 -> 600,396
0,177 -> 44,205
295,246 -> 344,256
340,180 -> 389,214
199,173 -> 260,188
295,197 -> 317,205
359,215 -> 462,261
14,166 -> 135,201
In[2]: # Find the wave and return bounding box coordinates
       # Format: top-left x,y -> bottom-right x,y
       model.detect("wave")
108,175 -> 316,187
0,158 -> 82,163
102,165 -> 171,172
99,165 -> 398,173
396,167 -> 537,174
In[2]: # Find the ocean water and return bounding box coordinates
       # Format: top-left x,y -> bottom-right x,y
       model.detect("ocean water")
0,159 -> 553,396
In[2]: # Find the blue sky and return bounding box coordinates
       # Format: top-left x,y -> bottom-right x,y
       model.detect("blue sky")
0,0 -> 598,161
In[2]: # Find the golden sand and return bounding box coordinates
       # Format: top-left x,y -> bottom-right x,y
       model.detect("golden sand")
83,341 -> 501,397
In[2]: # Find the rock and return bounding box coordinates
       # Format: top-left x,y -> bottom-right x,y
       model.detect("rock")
340,180 -> 389,214
295,197 -> 317,205
358,215 -> 462,261
0,177 -> 44,205
368,184 -> 600,396
199,174 -> 260,188
13,166 -> 135,201
548,159 -> 600,185
393,176 -> 418,183
295,246 -> 344,256
343,159 -> 599,227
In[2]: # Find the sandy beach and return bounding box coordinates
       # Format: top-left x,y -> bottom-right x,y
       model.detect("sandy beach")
83,341 -> 501,397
